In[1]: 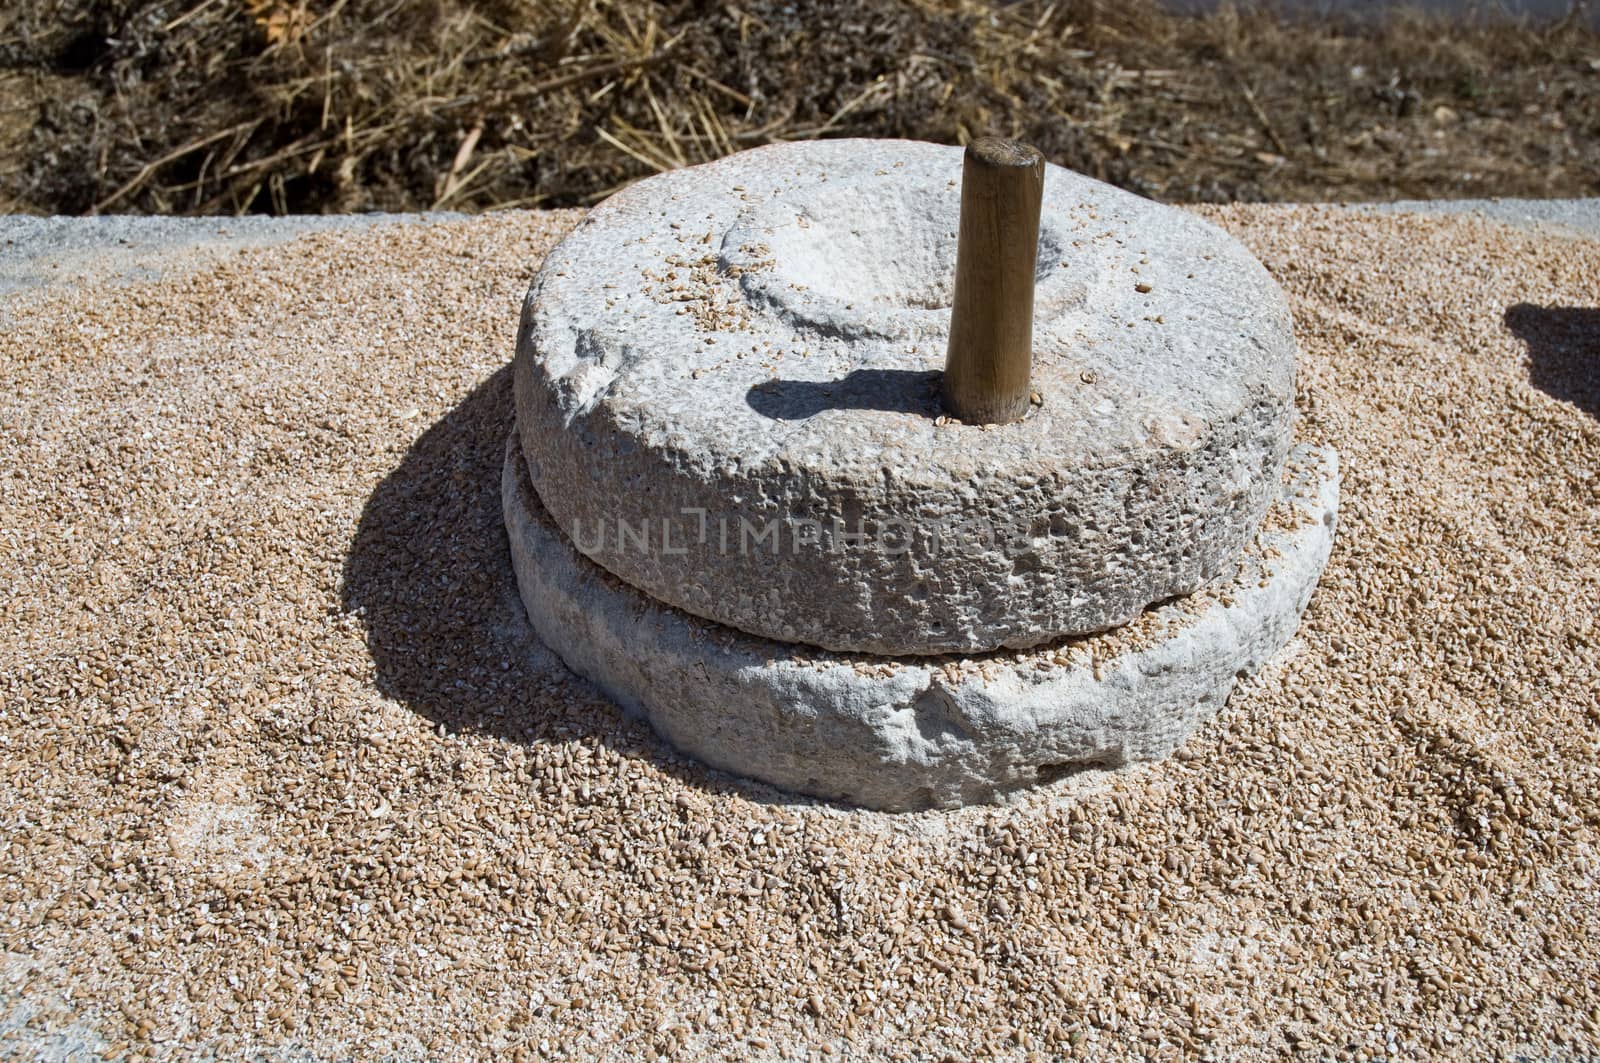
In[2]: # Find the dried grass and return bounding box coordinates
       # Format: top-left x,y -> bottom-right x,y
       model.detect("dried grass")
0,0 -> 1595,215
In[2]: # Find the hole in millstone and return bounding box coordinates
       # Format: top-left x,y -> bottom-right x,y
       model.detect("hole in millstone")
752,214 -> 1065,311
723,178 -> 1069,336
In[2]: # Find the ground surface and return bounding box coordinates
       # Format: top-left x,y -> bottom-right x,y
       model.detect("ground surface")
1,0 -> 1597,215
1,206 -> 1598,1059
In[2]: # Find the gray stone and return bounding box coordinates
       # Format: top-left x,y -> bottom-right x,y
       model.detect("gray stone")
0,212 -> 460,298
514,139 -> 1298,655
502,434 -> 1340,811
1350,197 -> 1600,243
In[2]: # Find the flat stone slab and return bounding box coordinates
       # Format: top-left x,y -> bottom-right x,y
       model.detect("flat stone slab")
503,434 -> 1339,811
0,213 -> 459,298
1351,197 -> 1600,243
514,138 -> 1297,656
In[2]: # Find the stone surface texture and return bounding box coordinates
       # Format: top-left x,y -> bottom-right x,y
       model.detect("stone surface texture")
503,434 -> 1340,811
514,139 -> 1299,655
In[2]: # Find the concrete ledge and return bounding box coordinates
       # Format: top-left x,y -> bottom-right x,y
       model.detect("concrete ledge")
0,212 -> 460,298
1348,198 -> 1600,243
4,199 -> 1593,301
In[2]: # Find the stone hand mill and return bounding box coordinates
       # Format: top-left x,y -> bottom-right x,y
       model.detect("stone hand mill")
502,138 -> 1338,810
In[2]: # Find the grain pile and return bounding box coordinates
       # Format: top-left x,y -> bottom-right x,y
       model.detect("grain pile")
1,207 -> 1598,1060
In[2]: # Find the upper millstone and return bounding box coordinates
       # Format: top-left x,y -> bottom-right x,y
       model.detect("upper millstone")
514,139 -> 1298,656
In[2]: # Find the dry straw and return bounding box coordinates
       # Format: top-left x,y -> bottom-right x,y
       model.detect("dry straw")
0,0 -> 1596,215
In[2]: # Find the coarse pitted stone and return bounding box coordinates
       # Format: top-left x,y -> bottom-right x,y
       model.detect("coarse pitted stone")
514,138 -> 1298,655
503,434 -> 1340,811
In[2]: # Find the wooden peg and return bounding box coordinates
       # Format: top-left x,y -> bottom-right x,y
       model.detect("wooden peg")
942,138 -> 1045,425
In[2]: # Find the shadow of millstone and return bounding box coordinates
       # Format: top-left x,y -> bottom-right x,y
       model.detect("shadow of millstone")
341,366 -> 568,738
1504,303 -> 1600,420
338,366 -> 809,805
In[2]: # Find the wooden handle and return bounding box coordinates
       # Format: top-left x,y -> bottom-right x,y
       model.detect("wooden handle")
941,138 -> 1045,425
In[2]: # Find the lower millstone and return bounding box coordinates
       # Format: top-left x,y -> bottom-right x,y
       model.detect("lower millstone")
502,434 -> 1339,811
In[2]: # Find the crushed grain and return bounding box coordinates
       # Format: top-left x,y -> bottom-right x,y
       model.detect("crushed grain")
0,206 -> 1597,1059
